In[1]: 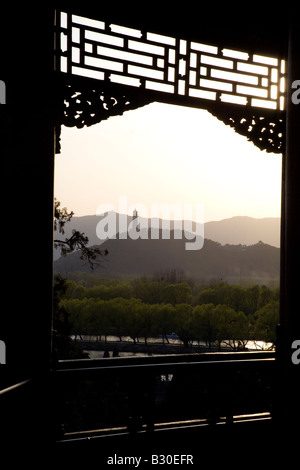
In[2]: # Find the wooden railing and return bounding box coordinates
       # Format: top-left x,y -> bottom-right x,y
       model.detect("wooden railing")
53,351 -> 276,442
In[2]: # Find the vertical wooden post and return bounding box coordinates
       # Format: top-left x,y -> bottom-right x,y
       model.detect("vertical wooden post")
279,12 -> 300,430
1,6 -> 54,377
1,6 -> 55,447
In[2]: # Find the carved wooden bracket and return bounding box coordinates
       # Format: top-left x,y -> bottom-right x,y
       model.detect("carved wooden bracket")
55,11 -> 286,154
55,81 -> 285,154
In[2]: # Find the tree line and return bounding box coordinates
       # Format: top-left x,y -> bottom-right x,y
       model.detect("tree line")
55,277 -> 279,352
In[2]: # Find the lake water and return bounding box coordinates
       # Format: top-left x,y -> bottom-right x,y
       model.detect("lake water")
78,335 -> 273,359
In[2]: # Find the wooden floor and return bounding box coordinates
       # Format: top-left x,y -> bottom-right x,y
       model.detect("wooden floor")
53,419 -> 297,467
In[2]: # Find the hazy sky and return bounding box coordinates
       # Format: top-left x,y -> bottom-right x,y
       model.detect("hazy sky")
54,102 -> 282,222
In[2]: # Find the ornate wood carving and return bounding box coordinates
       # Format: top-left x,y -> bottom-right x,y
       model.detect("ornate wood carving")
55,11 -> 286,154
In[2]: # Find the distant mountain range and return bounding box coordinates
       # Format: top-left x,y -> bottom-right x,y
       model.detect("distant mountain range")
54,214 -> 280,283
205,216 -> 280,247
54,214 -> 280,257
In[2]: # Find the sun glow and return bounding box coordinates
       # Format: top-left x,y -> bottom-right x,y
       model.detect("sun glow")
55,102 -> 282,222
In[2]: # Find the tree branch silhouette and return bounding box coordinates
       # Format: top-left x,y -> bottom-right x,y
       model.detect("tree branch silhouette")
54,198 -> 108,269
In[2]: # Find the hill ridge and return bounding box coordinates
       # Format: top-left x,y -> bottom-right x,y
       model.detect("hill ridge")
54,231 -> 280,284
54,212 -> 280,252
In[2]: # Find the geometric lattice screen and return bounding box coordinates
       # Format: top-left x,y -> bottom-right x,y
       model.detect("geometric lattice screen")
57,11 -> 286,111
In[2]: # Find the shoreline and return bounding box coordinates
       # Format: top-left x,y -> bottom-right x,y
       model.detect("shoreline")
74,338 -> 243,357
